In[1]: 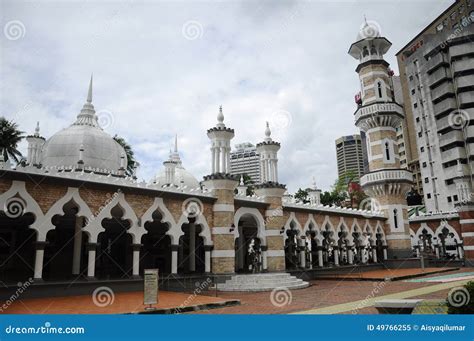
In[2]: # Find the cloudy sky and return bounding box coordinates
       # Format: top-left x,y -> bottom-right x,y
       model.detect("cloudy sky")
1,0 -> 452,192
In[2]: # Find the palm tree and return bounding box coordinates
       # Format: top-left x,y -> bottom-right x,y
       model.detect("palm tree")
113,135 -> 137,176
0,117 -> 25,163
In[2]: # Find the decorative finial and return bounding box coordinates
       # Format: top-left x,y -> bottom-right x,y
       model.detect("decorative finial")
217,105 -> 225,128
87,74 -> 93,103
174,134 -> 178,153
264,121 -> 272,142
240,175 -> 244,186
312,176 -> 317,190
34,121 -> 40,137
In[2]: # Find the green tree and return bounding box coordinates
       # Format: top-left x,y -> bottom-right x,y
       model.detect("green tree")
113,135 -> 137,177
242,173 -> 255,196
0,117 -> 25,163
294,188 -> 309,204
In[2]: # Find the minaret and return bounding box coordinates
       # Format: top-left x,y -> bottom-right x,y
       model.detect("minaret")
256,122 -> 281,183
202,106 -> 239,274
254,122 -> 286,271
349,20 -> 413,259
26,121 -> 45,166
307,177 -> 322,205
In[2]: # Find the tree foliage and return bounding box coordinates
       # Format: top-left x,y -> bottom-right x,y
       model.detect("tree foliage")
113,135 -> 137,177
0,117 -> 25,163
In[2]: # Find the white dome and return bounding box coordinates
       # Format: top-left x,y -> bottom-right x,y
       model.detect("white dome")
356,20 -> 381,41
40,77 -> 126,174
154,165 -> 200,189
152,136 -> 200,188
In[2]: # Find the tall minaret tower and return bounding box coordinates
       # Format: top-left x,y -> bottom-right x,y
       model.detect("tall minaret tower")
349,20 -> 413,259
202,106 -> 239,274
26,122 -> 45,166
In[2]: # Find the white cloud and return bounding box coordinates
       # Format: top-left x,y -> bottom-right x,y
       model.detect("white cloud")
1,0 -> 452,192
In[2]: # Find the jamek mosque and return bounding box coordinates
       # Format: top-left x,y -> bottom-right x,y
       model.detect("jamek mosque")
0,23 -> 469,294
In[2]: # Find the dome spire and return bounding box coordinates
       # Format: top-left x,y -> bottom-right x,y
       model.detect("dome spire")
264,121 -> 272,142
174,133 -> 178,153
87,74 -> 93,103
34,121 -> 40,137
74,75 -> 98,127
216,105 -> 225,128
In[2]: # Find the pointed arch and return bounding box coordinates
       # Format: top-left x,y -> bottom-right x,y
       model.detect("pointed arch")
85,191 -> 142,243
233,207 -> 266,246
0,180 -> 45,240
141,197 -> 178,244
42,187 -> 94,240
434,222 -> 461,243
283,212 -> 303,240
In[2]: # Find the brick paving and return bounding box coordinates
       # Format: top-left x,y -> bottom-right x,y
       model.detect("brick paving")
323,267 -> 457,280
3,268 -> 472,315
2,291 -> 231,314
193,268 -> 474,314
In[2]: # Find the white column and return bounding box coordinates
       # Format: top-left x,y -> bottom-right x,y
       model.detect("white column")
308,252 -> 313,269
211,147 -> 216,173
348,249 -> 354,264
318,250 -> 323,267
361,248 -> 367,264
372,249 -> 377,263
334,249 -> 339,266
458,244 -> 464,260
205,248 -> 211,273
215,147 -> 221,173
299,239 -> 306,268
34,243 -> 46,280
189,222 -> 196,272
226,147 -> 231,173
262,249 -> 268,271
87,245 -> 97,278
274,160 -> 278,182
435,246 -> 440,259
416,247 -> 420,258
265,159 -> 270,182
383,248 -> 388,260
220,147 -> 226,173
132,244 -> 140,277
72,216 -> 83,275
171,247 -> 178,274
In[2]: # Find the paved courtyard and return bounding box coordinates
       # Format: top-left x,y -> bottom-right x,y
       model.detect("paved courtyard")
3,268 -> 472,315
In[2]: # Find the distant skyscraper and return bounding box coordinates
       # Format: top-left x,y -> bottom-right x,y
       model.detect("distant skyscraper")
335,134 -> 366,181
230,142 -> 260,183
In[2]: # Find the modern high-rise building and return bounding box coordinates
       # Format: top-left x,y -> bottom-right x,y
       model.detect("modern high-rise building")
335,134 -> 366,181
396,0 -> 474,212
229,142 -> 260,183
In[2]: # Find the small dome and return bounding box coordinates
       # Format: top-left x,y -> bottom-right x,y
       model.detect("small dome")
152,135 -> 200,188
40,76 -> 126,174
154,165 -> 200,188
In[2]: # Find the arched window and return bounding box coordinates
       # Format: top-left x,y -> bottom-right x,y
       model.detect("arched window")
362,46 -> 369,57
377,82 -> 383,98
385,142 -> 390,161
393,209 -> 398,229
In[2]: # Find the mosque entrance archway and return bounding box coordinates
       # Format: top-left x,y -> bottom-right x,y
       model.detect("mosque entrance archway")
178,217 -> 205,274
141,210 -> 172,274
0,211 -> 36,283
235,214 -> 262,273
97,205 -> 133,279
43,200 -> 89,281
